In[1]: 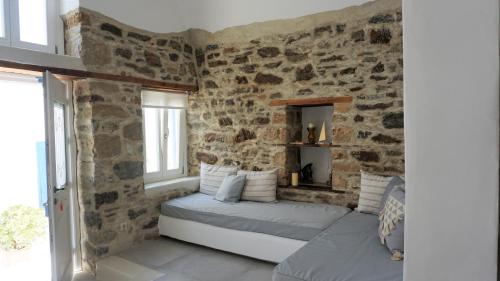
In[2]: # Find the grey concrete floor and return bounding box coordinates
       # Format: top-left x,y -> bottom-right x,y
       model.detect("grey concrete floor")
74,237 -> 276,281
73,271 -> 96,281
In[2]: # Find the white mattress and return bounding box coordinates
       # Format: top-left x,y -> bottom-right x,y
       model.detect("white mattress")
158,215 -> 307,263
161,193 -> 350,241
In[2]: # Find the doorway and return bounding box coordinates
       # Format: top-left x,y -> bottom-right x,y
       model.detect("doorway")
0,71 -> 80,281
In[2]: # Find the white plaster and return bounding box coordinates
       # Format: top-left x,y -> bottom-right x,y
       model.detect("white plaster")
77,0 -> 373,33
403,0 -> 499,280
301,106 -> 333,184
60,0 -> 79,15
79,0 -> 186,33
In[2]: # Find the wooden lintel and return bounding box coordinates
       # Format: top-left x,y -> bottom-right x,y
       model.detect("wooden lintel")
269,96 -> 353,107
0,60 -> 198,93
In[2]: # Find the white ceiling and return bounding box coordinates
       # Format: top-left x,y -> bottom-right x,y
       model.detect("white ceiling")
61,0 -> 373,33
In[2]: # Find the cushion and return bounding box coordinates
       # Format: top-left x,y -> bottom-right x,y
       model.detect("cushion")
199,162 -> 237,196
378,176 -> 405,213
357,171 -> 394,214
214,175 -> 246,203
237,169 -> 278,202
379,184 -> 405,256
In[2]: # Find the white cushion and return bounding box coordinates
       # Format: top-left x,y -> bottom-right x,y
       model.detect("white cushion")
199,162 -> 237,196
357,171 -> 394,214
238,169 -> 278,202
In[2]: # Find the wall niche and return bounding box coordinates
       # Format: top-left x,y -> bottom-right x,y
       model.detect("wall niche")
273,97 -> 352,193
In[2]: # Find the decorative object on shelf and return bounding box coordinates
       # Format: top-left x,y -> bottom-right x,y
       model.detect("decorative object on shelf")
307,123 -> 316,144
291,172 -> 299,187
326,171 -> 332,187
318,121 -> 327,144
301,163 -> 313,183
326,160 -> 332,187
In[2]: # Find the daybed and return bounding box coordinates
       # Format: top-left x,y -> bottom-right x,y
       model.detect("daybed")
158,192 -> 350,263
158,192 -> 403,281
273,211 -> 403,281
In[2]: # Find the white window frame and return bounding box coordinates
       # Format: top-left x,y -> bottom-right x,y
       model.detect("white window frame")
142,103 -> 188,184
0,0 -> 57,53
0,0 -> 10,46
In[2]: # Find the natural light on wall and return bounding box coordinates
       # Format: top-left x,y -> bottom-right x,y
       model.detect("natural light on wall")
18,0 -> 47,45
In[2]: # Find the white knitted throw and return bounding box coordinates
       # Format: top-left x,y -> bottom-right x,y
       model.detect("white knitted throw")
378,195 -> 404,244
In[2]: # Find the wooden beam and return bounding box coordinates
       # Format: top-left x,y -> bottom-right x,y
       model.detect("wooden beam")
0,59 -> 198,93
269,96 -> 353,107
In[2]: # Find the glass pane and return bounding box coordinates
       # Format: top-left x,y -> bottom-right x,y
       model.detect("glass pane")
167,109 -> 181,171
18,0 -> 48,45
144,108 -> 161,173
0,0 -> 5,38
54,103 -> 66,189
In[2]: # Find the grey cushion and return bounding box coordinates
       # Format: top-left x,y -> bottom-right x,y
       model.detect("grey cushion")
357,171 -> 394,214
199,162 -> 238,196
379,185 -> 405,254
238,169 -> 278,202
378,176 -> 405,213
214,175 -> 246,203
273,212 -> 403,281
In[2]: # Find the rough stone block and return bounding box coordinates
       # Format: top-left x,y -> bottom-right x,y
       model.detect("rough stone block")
94,135 -> 121,158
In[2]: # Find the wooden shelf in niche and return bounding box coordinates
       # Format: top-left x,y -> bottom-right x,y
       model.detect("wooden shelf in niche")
275,143 -> 402,148
270,96 -> 353,107
273,96 -> 355,194
284,143 -> 339,148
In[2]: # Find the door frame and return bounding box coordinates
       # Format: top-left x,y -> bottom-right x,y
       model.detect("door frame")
43,71 -> 81,279
0,69 -> 82,279
65,79 -> 82,273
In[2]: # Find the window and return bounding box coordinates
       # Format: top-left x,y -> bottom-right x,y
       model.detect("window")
0,0 -> 57,53
0,0 -> 8,45
142,90 -> 187,183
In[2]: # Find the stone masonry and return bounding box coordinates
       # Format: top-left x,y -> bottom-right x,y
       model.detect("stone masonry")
187,1 -> 404,206
73,79 -> 197,271
64,10 -> 199,272
64,9 -> 197,85
63,0 -> 403,272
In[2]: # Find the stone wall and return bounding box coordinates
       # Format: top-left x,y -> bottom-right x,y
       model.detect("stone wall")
73,79 -> 197,271
63,0 -> 404,272
64,10 -> 199,272
64,8 -> 197,85
187,1 -> 404,205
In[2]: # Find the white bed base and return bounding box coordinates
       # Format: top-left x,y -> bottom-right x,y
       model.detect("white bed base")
158,215 -> 307,263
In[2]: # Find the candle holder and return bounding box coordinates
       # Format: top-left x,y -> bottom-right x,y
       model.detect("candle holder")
291,172 -> 299,187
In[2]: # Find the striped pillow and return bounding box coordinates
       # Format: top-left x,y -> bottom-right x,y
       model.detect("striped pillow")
199,162 -> 237,196
238,169 -> 278,202
357,171 -> 394,214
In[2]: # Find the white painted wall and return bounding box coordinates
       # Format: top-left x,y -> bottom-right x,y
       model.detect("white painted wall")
301,106 -> 333,184
74,0 -> 372,33
403,0 -> 499,280
60,0 -> 79,15
78,0 -> 186,33
171,0 -> 373,32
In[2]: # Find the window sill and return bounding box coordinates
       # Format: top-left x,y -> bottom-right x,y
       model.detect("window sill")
144,176 -> 200,198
